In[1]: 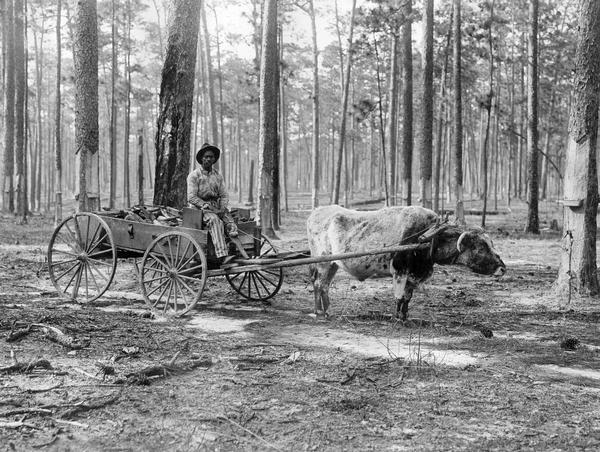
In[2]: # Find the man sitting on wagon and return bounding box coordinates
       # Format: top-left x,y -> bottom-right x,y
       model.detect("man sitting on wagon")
187,143 -> 246,264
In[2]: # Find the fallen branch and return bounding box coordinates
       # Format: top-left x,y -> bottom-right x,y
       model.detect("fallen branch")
0,359 -> 52,374
122,357 -> 213,385
219,415 -> 282,451
53,418 -> 89,429
59,392 -> 121,419
6,325 -> 33,342
0,407 -> 53,417
24,382 -> 63,393
31,324 -> 90,349
0,421 -> 38,429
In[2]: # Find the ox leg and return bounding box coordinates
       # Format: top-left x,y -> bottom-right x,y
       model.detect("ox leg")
309,262 -> 338,317
392,272 -> 415,321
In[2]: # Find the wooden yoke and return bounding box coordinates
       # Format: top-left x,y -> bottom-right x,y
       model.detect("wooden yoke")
418,218 -> 450,243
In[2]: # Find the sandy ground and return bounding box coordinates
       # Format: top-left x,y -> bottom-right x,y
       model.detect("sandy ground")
1,204 -> 600,451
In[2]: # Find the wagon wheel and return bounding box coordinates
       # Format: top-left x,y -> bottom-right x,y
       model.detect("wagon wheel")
139,231 -> 207,316
47,213 -> 117,302
226,234 -> 283,302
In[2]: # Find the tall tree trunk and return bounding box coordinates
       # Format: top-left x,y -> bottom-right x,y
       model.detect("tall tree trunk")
433,7 -> 452,213
332,0 -> 357,205
257,0 -> 278,237
386,32 -> 399,206
123,0 -> 131,208
74,0 -> 100,213
109,0 -> 117,209
419,0 -> 434,209
555,0 -> 600,296
279,26 -> 288,213
481,0 -> 495,228
213,8 -> 226,185
453,0 -> 464,223
54,0 -> 63,221
153,0 -> 199,208
137,128 -> 144,205
401,2 -> 413,206
32,19 -> 45,213
525,0 -> 539,233
307,0 -> 320,209
15,0 -> 26,220
200,0 -> 219,171
3,0 -> 15,212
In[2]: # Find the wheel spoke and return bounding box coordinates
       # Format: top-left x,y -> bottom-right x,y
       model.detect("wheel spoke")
176,276 -> 198,300
53,262 -> 79,282
176,241 -> 193,270
163,282 -> 174,312
149,252 -> 170,270
87,257 -> 114,267
84,263 -> 89,299
87,248 -> 114,259
254,272 -> 274,292
179,263 -> 205,276
152,279 -> 172,308
87,262 -> 102,293
86,230 -> 108,255
51,248 -> 79,259
87,262 -> 110,284
175,280 -> 190,309
250,272 -> 263,299
144,274 -> 170,284
73,216 -> 85,251
71,265 -> 84,299
63,223 -> 80,252
146,277 -> 171,297
255,271 -> 277,288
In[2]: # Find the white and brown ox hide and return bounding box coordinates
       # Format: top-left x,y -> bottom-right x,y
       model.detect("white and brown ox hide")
307,205 -> 506,319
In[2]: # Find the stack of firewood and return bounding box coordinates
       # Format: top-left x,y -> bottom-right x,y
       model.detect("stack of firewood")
101,205 -> 182,227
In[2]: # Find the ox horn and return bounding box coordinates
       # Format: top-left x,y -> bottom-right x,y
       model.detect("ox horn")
456,230 -> 470,253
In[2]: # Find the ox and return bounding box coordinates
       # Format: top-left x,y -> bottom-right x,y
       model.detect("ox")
307,205 -> 506,320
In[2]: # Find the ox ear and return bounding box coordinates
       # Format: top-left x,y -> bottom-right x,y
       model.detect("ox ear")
418,220 -> 450,243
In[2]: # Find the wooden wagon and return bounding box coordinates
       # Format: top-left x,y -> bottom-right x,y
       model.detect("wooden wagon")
47,206 -> 430,317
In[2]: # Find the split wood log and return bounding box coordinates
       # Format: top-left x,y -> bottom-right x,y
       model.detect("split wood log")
0,421 -> 38,429
122,357 -> 213,385
0,407 -> 53,417
31,324 -> 90,349
59,392 -> 121,419
6,325 -> 33,342
0,359 -> 52,374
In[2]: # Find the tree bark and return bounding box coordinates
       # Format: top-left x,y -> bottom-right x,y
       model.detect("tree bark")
75,0 -> 100,213
257,0 -> 278,238
433,7 -> 452,213
386,32 -> 399,206
453,0 -> 464,223
332,0 -> 357,205
109,0 -> 117,209
200,0 -> 219,171
137,129 -> 144,205
3,0 -> 15,212
419,0 -> 433,209
481,0 -> 495,228
401,1 -> 413,206
308,0 -> 320,209
525,0 -> 539,233
153,0 -> 199,209
555,0 -> 600,296
14,0 -> 26,220
123,0 -> 132,208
